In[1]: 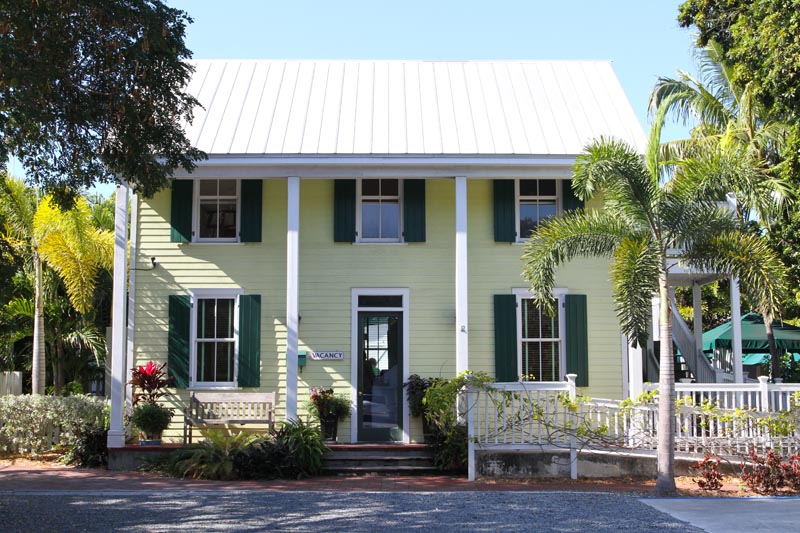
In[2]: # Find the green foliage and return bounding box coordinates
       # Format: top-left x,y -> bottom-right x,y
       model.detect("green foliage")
130,403 -> 173,439
60,381 -> 83,396
148,420 -> 328,481
423,371 -> 493,472
128,361 -> 171,406
307,387 -> 351,421
404,374 -> 435,418
0,0 -> 205,205
679,0 -> 800,121
0,394 -> 107,455
163,430 -> 258,481
61,426 -> 109,468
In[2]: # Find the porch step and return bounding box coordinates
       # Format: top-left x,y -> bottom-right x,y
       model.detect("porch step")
323,444 -> 438,475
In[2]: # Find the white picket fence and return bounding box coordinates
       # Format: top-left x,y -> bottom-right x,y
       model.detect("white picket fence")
466,376 -> 800,481
0,371 -> 22,396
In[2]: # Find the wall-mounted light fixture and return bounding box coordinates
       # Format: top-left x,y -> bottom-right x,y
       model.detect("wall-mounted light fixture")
132,257 -> 158,271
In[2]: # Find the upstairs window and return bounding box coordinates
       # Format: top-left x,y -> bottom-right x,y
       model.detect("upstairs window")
197,179 -> 239,241
359,179 -> 401,242
518,179 -> 558,241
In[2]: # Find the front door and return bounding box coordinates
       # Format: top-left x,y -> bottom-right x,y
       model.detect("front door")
357,311 -> 403,441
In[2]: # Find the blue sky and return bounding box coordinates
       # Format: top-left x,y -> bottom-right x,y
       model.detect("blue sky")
9,0 -> 698,186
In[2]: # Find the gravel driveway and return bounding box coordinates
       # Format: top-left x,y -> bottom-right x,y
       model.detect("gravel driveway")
0,490 -> 699,532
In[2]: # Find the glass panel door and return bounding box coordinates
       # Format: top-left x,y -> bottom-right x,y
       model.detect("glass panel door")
357,312 -> 403,441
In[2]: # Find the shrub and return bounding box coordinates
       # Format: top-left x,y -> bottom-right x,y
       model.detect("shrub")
130,403 -> 173,440
62,426 -> 109,467
0,394 -> 107,455
149,430 -> 258,480
404,374 -> 434,418
307,387 -> 351,421
741,448 -> 785,494
692,453 -> 723,491
423,371 -> 493,472
782,453 -> 800,491
272,418 -> 328,478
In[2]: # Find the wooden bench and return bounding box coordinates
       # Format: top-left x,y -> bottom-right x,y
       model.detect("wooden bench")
183,392 -> 275,444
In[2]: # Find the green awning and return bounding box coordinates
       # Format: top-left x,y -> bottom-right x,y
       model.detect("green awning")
703,313 -> 800,353
741,352 -> 800,366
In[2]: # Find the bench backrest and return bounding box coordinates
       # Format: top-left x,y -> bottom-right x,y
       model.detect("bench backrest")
188,392 -> 275,421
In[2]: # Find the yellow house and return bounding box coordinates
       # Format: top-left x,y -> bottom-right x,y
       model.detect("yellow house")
107,60 -> 648,446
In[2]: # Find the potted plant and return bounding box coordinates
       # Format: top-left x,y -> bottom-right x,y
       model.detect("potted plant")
308,387 -> 351,441
128,361 -> 174,445
404,374 -> 435,438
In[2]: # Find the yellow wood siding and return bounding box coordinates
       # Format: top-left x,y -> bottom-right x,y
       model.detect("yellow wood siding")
132,177 -> 623,442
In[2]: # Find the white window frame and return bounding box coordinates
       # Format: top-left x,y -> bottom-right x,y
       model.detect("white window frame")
513,288 -> 567,381
356,178 -> 404,243
515,178 -> 562,243
193,179 -> 241,243
189,288 -> 243,389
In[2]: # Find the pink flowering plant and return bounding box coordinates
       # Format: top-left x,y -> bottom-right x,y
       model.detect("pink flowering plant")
308,387 -> 351,421
128,361 -> 172,406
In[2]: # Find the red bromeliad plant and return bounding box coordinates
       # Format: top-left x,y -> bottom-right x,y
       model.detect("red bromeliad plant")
129,361 -> 172,406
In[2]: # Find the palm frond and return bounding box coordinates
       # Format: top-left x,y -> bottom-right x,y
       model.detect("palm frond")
610,236 -> 660,347
522,209 -> 635,313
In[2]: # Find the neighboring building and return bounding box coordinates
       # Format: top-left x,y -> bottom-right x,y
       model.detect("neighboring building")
109,60 -> 650,445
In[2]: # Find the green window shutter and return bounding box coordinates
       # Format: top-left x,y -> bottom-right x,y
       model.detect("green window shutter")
493,180 -> 516,243
238,294 -> 261,387
239,180 -> 263,242
562,179 -> 584,212
168,295 -> 191,388
403,179 -> 426,242
334,179 -> 356,242
494,294 -> 518,382
170,180 -> 193,243
565,294 -> 589,387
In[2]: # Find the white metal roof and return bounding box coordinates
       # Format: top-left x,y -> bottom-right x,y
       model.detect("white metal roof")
184,60 -> 646,157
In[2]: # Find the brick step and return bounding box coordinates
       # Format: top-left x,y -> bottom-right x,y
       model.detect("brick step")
323,465 -> 440,475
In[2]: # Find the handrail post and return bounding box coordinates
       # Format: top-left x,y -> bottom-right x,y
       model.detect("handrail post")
758,376 -> 770,412
566,374 -> 578,480
467,386 -> 476,481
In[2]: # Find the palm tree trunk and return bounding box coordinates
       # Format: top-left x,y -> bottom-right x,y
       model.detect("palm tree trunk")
32,253 -> 46,395
54,336 -> 65,395
764,313 -> 782,381
656,270 -> 676,494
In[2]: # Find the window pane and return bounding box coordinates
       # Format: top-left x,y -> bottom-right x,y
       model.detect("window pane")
539,201 -> 557,222
519,179 -> 537,196
199,180 -> 217,196
362,179 -> 380,196
522,341 -> 559,381
215,342 -> 234,382
539,179 -> 556,196
197,341 -> 214,381
216,298 -> 234,338
380,200 -> 399,238
362,201 -> 380,238
381,179 -> 399,196
519,202 -> 537,239
358,295 -> 403,308
199,200 -> 219,238
198,299 -> 216,338
218,202 -> 237,238
218,179 -> 237,196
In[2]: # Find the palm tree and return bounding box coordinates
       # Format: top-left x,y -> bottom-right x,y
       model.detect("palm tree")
651,41 -> 793,380
0,176 -> 113,393
521,108 -> 787,494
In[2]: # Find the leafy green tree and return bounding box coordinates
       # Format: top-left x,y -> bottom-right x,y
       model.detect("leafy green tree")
0,177 -> 112,393
678,0 -> 800,120
0,0 -> 205,206
651,42 -> 793,378
522,108 -> 787,493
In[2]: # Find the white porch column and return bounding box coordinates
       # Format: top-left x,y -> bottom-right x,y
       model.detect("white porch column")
730,276 -> 744,383
455,176 -> 469,373
626,336 -> 642,399
125,193 -> 138,404
692,282 -> 703,355
107,183 -> 129,448
285,177 -> 300,420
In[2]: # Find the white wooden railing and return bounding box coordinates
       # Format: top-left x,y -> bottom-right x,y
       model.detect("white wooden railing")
467,377 -> 800,481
